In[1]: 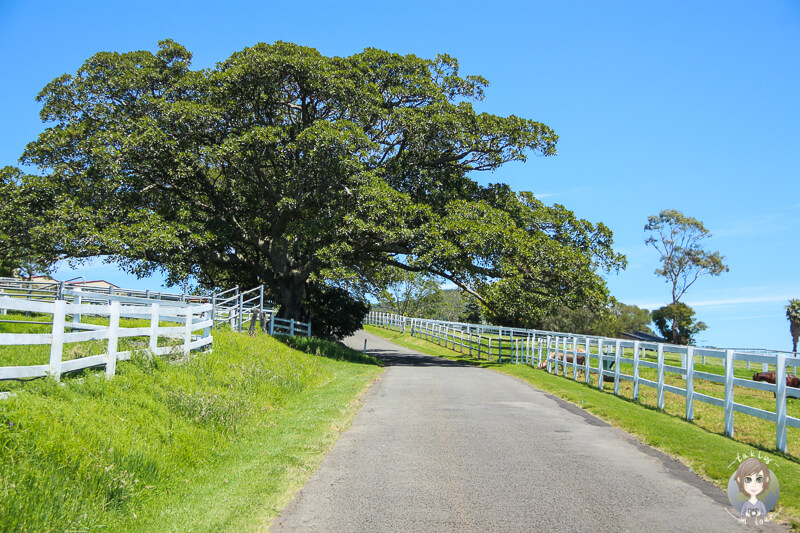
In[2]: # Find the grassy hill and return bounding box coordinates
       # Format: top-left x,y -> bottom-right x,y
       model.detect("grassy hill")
0,330 -> 382,532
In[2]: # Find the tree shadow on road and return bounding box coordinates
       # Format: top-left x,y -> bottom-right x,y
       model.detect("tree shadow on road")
365,348 -> 476,367
277,336 -> 383,366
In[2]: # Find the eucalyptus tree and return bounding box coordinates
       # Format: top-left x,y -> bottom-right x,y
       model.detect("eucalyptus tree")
644,210 -> 728,343
9,40 -> 625,330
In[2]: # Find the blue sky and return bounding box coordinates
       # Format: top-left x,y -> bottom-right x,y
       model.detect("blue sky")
1,1 -> 798,350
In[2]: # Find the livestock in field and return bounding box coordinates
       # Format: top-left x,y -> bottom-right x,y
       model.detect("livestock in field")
752,371 -> 800,399
538,353 -> 586,370
752,371 -> 800,388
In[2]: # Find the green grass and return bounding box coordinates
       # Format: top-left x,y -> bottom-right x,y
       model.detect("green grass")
0,329 -> 383,532
366,324 -> 800,529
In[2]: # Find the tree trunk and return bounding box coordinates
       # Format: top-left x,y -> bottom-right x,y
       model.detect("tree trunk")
791,319 -> 800,353
275,276 -> 308,321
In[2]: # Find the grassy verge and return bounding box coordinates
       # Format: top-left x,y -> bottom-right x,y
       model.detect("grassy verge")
365,325 -> 800,529
0,330 -> 382,532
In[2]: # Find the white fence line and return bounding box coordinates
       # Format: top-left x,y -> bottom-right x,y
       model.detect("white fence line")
366,312 -> 800,453
0,297 -> 212,382
0,277 -> 312,338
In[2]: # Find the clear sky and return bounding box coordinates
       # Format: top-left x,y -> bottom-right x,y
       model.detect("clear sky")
1,1 -> 798,350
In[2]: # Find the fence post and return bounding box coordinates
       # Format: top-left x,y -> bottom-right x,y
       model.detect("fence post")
614,340 -> 621,395
203,308 -> 212,344
657,344 -> 665,410
150,303 -> 160,353
776,353 -> 788,452
526,334 -> 531,365
211,292 -> 217,330
488,337 -> 493,362
237,293 -> 244,332
597,339 -> 604,390
183,306 -> 194,355
48,300 -> 66,381
572,337 -> 578,380
73,292 -> 82,325
307,320 -> 311,339
106,301 -> 120,377
289,319 -> 295,336
269,313 -> 275,335
632,341 -> 640,401
685,346 -> 694,421
184,306 -> 193,355
724,349 -> 734,437
584,338 -> 591,385
536,336 -> 550,368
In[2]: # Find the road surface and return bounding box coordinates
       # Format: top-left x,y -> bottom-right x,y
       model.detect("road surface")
272,330 -> 786,532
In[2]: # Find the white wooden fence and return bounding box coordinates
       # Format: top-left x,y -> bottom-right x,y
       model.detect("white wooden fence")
367,312 -> 800,453
0,277 -> 311,338
0,296 -> 212,383
211,285 -> 311,337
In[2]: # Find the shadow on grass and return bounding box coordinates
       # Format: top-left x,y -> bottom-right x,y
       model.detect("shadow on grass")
277,336 -> 383,366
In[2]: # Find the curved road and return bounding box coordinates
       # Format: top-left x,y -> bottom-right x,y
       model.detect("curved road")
272,330 -> 786,532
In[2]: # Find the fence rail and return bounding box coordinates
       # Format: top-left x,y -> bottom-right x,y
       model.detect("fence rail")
367,312 -> 800,453
0,276 -> 311,337
0,278 -> 312,389
0,296 -> 212,383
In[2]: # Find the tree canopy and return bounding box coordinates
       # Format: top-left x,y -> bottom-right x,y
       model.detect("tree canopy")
651,302 -> 706,345
6,40 -> 625,332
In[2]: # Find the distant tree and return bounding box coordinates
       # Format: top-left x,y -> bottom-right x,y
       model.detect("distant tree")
609,301 -> 653,337
787,299 -> 800,353
379,271 -> 441,318
651,302 -> 706,345
459,295 -> 483,324
644,209 -> 728,343
516,299 -> 650,338
432,290 -> 467,322
538,305 -> 607,336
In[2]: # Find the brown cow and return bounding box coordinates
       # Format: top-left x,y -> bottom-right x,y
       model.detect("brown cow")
752,371 -> 800,398
538,353 -> 586,370
752,371 -> 800,388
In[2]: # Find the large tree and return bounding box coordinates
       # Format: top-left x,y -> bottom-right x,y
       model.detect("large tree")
8,40 -> 624,324
644,209 -> 727,343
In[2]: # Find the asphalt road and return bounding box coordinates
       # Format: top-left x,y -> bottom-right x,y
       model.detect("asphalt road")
271,330 -> 787,532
